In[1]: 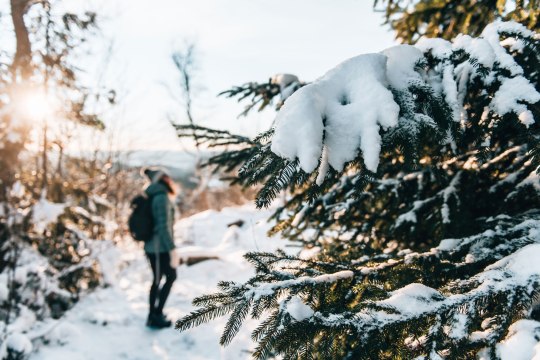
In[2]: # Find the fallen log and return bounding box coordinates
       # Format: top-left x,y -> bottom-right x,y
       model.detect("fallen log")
180,256 -> 219,266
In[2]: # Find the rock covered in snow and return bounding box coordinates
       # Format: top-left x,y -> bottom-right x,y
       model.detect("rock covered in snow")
44,322 -> 80,346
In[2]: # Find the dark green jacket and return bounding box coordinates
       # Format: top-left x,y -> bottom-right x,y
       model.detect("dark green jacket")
144,183 -> 176,253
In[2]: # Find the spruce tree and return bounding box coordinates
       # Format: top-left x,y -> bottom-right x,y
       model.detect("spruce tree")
176,21 -> 540,359
374,0 -> 540,43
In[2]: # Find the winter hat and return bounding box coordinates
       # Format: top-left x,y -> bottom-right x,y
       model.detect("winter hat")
142,167 -> 169,184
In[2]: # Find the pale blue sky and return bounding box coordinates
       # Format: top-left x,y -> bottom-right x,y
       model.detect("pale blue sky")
35,1 -> 397,151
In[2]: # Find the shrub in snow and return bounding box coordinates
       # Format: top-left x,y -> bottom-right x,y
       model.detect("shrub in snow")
176,21 -> 540,359
0,182 -> 115,359
5,333 -> 32,360
0,1 -> 127,358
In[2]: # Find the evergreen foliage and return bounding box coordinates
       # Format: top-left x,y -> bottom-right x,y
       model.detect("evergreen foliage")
374,0 -> 540,43
176,21 -> 540,359
219,74 -> 304,117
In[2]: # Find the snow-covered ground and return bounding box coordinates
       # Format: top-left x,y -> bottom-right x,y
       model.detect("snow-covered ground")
29,205 -> 295,360
20,203 -> 540,359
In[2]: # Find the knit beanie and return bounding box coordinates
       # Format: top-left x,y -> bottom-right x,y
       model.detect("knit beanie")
142,167 -> 169,184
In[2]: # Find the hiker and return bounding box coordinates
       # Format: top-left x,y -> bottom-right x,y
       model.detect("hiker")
142,167 -> 179,329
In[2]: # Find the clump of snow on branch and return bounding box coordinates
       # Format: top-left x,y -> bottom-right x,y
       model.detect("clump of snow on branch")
340,242 -> 540,344
271,73 -> 302,101
270,20 -> 540,176
495,320 -> 540,360
378,283 -> 444,315
245,270 -> 354,302
453,35 -> 495,68
491,76 -> 540,127
271,53 -> 400,173
481,21 -> 533,76
4,333 -> 33,358
484,243 -> 540,280
285,295 -> 314,322
415,38 -> 452,59
381,45 -> 425,91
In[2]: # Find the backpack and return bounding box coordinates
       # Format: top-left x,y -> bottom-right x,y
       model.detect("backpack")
128,194 -> 154,242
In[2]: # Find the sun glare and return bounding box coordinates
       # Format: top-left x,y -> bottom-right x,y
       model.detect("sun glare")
14,88 -> 58,122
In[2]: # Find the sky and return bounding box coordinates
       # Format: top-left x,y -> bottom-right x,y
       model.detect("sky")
39,0 -> 397,151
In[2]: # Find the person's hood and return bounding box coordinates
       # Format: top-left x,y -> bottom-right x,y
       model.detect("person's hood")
145,182 -> 169,197
142,167 -> 170,184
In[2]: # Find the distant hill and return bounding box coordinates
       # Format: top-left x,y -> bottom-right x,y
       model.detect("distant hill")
116,149 -> 214,188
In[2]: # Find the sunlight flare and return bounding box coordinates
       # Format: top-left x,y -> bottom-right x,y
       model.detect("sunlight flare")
14,88 -> 59,122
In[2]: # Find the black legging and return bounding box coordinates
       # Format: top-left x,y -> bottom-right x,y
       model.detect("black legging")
146,252 -> 177,315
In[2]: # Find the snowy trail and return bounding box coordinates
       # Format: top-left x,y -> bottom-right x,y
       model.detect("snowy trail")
30,205 -> 290,360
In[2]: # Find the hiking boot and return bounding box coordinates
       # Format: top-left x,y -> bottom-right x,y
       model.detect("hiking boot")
146,313 -> 172,329
156,312 -> 173,327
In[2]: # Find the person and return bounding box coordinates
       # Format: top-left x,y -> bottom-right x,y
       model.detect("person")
142,167 -> 179,329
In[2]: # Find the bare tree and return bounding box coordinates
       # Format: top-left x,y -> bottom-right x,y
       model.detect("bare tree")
10,0 -> 33,80
171,43 -> 202,152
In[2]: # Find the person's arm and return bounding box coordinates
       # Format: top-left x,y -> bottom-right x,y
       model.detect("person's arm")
152,194 -> 175,251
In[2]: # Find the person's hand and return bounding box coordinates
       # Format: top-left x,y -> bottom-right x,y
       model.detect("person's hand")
170,250 -> 180,268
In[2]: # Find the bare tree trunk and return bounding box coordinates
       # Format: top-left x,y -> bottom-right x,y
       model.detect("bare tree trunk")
42,123 -> 48,191
56,143 -> 64,178
10,0 -> 33,80
172,43 -> 201,154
